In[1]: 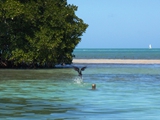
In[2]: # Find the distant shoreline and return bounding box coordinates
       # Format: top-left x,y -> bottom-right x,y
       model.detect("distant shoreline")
72,59 -> 160,64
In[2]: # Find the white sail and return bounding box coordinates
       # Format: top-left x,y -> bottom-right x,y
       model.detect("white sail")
149,44 -> 152,49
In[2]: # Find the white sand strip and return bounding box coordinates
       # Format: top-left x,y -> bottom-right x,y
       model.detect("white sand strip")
73,59 -> 160,64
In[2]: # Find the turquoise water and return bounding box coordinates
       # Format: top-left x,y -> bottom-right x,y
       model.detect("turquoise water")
1,63 -> 160,119
73,48 -> 160,59
1,48 -> 160,119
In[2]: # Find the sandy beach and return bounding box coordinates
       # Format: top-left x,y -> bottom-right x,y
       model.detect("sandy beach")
73,59 -> 160,64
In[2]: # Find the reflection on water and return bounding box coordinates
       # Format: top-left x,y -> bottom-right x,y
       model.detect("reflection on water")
1,64 -> 160,119
0,98 -> 76,118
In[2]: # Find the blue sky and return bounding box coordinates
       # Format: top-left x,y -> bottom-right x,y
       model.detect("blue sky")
67,0 -> 160,48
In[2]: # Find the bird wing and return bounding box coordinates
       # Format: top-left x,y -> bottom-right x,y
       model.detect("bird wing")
73,66 -> 79,72
81,66 -> 87,71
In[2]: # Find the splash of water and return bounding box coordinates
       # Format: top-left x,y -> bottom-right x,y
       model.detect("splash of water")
73,76 -> 83,84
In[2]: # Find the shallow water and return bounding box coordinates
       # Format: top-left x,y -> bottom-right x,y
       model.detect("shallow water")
1,64 -> 160,119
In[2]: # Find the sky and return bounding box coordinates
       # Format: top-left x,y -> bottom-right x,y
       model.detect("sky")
67,0 -> 160,48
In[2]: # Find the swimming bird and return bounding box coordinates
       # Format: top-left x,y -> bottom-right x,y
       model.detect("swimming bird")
73,66 -> 87,78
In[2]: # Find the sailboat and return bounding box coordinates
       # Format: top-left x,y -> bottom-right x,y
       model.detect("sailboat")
149,44 -> 152,49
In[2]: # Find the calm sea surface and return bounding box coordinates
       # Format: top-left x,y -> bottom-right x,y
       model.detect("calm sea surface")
1,49 -> 160,119
73,48 -> 160,59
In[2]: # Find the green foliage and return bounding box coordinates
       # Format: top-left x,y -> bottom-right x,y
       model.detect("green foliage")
0,0 -> 88,67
